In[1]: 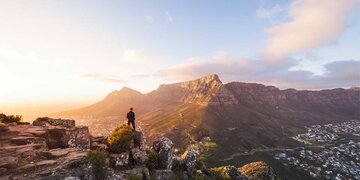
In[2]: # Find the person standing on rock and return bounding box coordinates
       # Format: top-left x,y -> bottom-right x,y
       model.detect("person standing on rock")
127,108 -> 136,130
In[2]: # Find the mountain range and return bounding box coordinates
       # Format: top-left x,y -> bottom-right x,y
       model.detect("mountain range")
58,74 -> 359,153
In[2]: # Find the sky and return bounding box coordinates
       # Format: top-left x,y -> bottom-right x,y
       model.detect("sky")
0,0 -> 359,119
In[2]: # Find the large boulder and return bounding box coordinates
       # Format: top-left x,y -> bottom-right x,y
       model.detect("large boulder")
131,147 -> 148,164
65,126 -> 90,149
46,127 -> 68,148
153,137 -> 174,169
45,126 -> 90,149
240,161 -> 276,180
110,153 -> 129,170
182,149 -> 199,175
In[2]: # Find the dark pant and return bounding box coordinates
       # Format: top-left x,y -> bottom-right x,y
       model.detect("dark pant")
128,119 -> 135,130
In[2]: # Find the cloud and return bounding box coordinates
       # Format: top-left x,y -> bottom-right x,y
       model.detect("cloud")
256,4 -> 285,20
82,74 -> 128,84
263,0 -> 357,64
158,52 -> 360,89
166,12 -> 174,24
123,48 -> 151,64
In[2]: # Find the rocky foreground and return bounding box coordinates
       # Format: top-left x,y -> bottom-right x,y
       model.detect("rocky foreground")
0,118 -> 276,180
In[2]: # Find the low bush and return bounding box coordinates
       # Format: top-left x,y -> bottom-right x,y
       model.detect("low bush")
127,174 -> 142,180
0,113 -> 22,123
145,149 -> 160,170
107,124 -> 134,153
87,149 -> 108,180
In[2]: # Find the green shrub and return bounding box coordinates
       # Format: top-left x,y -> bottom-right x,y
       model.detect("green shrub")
201,142 -> 217,150
145,149 -> 160,170
107,124 -> 134,153
211,167 -> 231,179
34,117 -> 50,123
0,113 -> 22,123
87,149 -> 108,180
127,174 -> 142,180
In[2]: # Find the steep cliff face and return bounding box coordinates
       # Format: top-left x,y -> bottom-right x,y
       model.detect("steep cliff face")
146,74 -> 224,106
222,82 -> 360,125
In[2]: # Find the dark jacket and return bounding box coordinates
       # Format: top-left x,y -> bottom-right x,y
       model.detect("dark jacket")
127,111 -> 135,121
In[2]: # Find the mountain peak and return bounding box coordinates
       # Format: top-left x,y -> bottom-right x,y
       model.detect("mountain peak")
120,86 -> 136,92
106,87 -> 142,98
197,74 -> 222,84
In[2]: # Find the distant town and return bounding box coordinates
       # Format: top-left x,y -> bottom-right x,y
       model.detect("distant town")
275,120 -> 360,180
75,116 -> 123,136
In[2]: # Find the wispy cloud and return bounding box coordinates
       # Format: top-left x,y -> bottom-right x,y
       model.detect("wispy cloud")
82,74 -> 128,84
263,0 -> 357,64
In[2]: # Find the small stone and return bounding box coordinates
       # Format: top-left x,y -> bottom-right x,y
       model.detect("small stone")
64,177 -> 81,180
110,153 -> 129,170
36,160 -> 57,167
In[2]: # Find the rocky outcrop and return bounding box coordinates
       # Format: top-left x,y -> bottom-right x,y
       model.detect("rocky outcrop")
240,161 -> 276,180
153,137 -> 174,169
0,117 -> 278,180
0,119 -> 90,179
33,118 -> 75,127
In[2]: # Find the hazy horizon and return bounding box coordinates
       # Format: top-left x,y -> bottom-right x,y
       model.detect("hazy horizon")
1,0 -> 359,119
